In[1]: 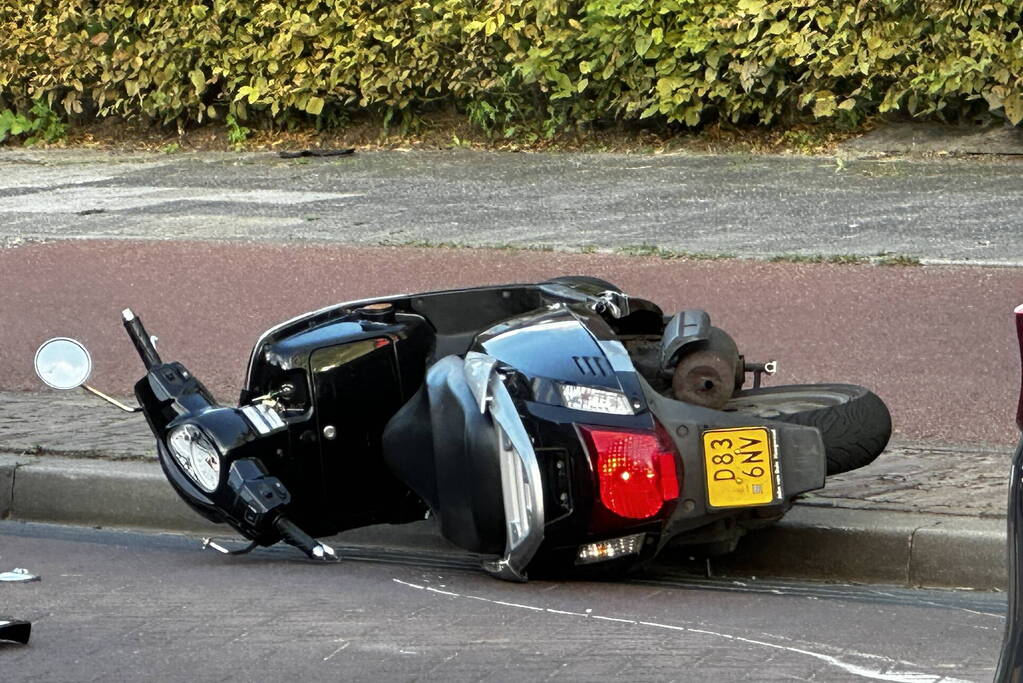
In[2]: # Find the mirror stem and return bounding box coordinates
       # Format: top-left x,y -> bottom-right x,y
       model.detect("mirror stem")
82,385 -> 142,413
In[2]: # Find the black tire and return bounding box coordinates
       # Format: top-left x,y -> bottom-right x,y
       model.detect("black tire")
724,384 -> 891,475
542,275 -> 622,293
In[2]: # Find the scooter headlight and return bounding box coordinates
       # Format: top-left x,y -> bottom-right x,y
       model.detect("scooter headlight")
167,424 -> 222,493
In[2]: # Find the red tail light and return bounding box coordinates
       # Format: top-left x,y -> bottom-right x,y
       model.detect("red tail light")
579,425 -> 680,519
1016,304 -> 1023,431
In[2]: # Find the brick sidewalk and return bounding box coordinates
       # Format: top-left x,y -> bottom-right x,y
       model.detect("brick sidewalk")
1,389 -> 1012,519
1,390 -> 153,460
801,441 -> 1010,518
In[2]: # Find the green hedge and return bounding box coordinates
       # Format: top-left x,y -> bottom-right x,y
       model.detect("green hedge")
2,0 -> 1022,133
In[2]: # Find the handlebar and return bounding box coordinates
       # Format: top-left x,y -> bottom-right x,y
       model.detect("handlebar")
122,308 -> 162,370
274,516 -> 337,561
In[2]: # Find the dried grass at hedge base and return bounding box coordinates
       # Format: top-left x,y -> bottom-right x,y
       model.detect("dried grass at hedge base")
52,112 -> 870,157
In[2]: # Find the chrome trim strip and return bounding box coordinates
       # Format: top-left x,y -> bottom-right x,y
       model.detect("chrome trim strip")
240,404 -> 286,435
470,361 -> 545,582
269,410 -> 284,431
463,351 -> 499,413
240,405 -> 270,435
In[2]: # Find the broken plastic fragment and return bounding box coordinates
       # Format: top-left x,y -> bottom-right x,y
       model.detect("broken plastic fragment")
278,148 -> 355,159
0,568 -> 39,583
0,619 -> 32,644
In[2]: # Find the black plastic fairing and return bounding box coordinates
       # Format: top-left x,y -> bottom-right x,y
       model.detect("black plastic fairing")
382,356 -> 505,554
243,285 -> 547,400
635,374 -> 827,542
468,303 -> 675,546
381,385 -> 437,510
477,306 -> 623,392
240,311 -> 436,535
310,337 -> 422,529
133,362 -> 218,436
523,400 -> 673,542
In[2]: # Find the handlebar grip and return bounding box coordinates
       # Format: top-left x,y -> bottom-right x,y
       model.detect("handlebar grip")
274,516 -> 316,553
274,516 -> 335,560
122,309 -> 162,370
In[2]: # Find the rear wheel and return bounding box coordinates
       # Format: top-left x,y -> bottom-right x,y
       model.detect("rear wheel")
724,384 -> 891,475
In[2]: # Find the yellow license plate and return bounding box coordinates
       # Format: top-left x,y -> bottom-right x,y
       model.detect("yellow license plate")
703,427 -> 778,508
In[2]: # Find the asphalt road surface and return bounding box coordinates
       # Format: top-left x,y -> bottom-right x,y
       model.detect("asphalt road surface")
1,239 -> 1020,445
1,149 -> 1022,264
0,522 -> 1003,681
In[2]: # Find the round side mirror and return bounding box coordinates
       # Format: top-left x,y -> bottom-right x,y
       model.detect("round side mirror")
34,338 -> 93,390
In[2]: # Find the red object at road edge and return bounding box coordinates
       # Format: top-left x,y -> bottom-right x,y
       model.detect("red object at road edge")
1016,304 -> 1023,431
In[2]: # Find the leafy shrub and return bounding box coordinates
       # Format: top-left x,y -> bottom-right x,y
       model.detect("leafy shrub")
1,0 -> 1021,136
225,113 -> 250,148
0,99 -> 67,144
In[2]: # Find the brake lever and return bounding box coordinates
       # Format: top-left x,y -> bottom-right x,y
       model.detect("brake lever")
201,538 -> 260,556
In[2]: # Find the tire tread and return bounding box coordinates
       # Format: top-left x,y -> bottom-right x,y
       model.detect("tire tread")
768,385 -> 892,475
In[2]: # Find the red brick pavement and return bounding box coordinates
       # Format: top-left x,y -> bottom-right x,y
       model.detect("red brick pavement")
2,239 -> 1020,445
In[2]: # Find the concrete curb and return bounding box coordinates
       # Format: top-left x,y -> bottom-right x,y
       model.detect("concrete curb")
714,506 -> 1006,591
0,454 -> 218,534
0,454 -> 1007,591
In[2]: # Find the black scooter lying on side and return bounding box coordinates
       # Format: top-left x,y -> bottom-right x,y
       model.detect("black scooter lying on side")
34,277 -> 891,580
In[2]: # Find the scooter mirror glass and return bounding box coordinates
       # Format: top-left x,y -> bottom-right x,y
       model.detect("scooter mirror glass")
34,338 -> 92,390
